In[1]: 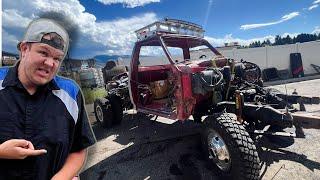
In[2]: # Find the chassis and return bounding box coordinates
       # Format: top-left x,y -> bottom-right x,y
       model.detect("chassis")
94,19 -> 319,179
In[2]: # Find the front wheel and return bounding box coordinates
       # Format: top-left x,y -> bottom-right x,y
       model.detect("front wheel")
202,113 -> 260,180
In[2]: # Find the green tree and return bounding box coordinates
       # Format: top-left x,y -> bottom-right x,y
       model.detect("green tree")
261,39 -> 272,46
283,35 -> 293,44
274,35 -> 282,45
266,39 -> 272,45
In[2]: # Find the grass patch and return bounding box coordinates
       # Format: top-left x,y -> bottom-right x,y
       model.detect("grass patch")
82,87 -> 107,104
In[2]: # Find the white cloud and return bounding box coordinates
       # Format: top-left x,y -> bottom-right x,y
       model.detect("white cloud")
90,13 -> 158,54
205,34 -> 275,47
307,0 -> 320,11
2,30 -> 19,45
312,26 -> 320,34
204,32 -> 303,47
281,12 -> 299,21
313,0 -> 320,4
3,9 -> 32,28
2,0 -> 158,57
240,12 -> 300,30
97,0 -> 160,8
308,4 -> 318,10
240,22 -> 279,30
281,32 -> 300,38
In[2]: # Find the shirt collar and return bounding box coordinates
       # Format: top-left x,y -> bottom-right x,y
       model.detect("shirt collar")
2,61 -> 60,91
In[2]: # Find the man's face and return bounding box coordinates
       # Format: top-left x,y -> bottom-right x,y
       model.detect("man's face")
19,42 -> 64,87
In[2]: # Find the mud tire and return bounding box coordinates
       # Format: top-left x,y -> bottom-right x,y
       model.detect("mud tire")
202,113 -> 261,180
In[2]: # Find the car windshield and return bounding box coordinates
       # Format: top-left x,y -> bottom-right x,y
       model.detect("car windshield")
161,35 -> 220,63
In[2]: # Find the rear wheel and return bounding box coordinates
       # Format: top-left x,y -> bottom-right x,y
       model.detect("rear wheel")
94,99 -> 113,128
108,95 -> 123,125
202,113 -> 260,180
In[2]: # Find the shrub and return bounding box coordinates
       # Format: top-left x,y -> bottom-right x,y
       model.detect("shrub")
82,87 -> 107,104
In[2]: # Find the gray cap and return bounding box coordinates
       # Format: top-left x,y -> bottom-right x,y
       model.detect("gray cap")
18,18 -> 69,56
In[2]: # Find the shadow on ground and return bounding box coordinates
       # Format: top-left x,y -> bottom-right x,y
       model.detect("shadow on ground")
81,113 -> 224,180
81,114 -> 320,180
258,136 -> 320,178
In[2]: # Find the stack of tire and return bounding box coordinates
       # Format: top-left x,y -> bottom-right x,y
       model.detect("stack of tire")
262,67 -> 279,82
102,61 -> 127,83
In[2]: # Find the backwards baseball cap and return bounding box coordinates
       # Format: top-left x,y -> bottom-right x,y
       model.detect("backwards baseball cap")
18,18 -> 69,56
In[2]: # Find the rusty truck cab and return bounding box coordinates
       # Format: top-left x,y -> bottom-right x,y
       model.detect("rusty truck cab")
129,19 -> 223,120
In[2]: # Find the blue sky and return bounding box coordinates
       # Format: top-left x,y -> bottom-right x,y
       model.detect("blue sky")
2,0 -> 320,58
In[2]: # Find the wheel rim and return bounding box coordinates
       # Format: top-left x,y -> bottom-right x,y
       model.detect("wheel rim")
207,130 -> 231,172
95,105 -> 103,122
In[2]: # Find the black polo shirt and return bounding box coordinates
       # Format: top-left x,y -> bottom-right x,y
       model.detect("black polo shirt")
0,64 -> 96,179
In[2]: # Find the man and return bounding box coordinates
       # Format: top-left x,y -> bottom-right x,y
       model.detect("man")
0,18 -> 96,179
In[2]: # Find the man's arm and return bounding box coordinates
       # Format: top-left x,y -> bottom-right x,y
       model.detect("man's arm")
51,149 -> 87,180
51,89 -> 96,180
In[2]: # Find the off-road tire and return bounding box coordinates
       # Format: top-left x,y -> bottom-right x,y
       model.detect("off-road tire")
94,99 -> 113,128
202,113 -> 260,180
108,95 -> 123,125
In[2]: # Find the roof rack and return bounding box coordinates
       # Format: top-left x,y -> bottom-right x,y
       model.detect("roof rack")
135,18 -> 205,41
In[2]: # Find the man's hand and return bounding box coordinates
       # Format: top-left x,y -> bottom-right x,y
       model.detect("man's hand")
0,139 -> 47,159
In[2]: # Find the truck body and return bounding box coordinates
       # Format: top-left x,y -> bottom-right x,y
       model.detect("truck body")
94,18 -> 319,180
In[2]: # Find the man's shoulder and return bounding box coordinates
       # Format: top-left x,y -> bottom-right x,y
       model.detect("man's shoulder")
53,76 -> 80,98
0,67 -> 10,80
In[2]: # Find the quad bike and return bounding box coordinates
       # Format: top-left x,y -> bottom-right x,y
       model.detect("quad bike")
94,18 -> 320,179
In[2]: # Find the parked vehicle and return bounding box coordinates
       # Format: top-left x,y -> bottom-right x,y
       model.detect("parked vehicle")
94,18 -> 319,179
94,61 -> 131,127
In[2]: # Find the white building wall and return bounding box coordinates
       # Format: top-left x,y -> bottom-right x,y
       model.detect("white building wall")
219,50 -> 233,59
266,44 -> 296,70
297,41 -> 320,74
219,40 -> 320,75
236,47 -> 268,69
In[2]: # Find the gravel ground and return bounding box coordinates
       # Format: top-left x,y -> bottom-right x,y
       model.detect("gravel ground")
81,79 -> 320,180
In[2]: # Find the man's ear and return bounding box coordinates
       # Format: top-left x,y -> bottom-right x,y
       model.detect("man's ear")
19,42 -> 29,57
